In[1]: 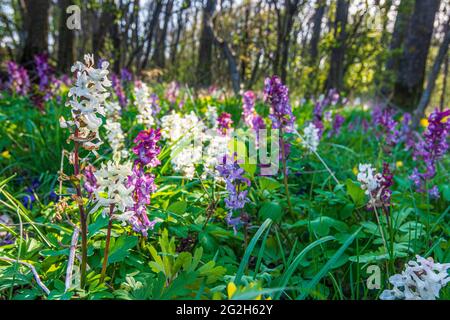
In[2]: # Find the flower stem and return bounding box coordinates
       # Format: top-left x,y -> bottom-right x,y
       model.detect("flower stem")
279,128 -> 294,218
100,204 -> 115,283
73,138 -> 88,289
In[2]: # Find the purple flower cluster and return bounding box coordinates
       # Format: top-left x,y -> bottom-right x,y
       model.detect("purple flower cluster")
242,90 -> 265,133
165,81 -> 180,105
83,164 -> 98,197
264,76 -> 295,132
216,155 -> 251,233
120,68 -> 133,82
150,93 -> 161,116
328,114 -> 345,137
313,88 -> 341,137
380,162 -> 393,206
111,73 -> 127,107
132,129 -> 162,168
217,112 -> 233,136
6,61 -> 30,95
410,109 -> 450,197
127,128 -> 162,236
372,106 -> 400,147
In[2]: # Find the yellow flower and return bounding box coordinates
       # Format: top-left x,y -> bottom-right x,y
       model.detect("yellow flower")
420,118 -> 429,127
227,282 -> 237,299
442,116 -> 449,124
396,161 -> 403,168
1,150 -> 11,159
352,166 -> 358,175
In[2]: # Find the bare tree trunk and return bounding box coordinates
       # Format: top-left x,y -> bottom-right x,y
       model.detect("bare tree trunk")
20,0 -> 50,67
440,53 -> 449,111
57,0 -> 75,73
140,0 -> 163,70
326,0 -> 349,91
197,0 -> 216,87
152,0 -> 174,68
392,0 -> 440,112
309,0 -> 326,64
413,22 -> 450,126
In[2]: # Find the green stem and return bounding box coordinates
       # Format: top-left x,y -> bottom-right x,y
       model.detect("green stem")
100,204 -> 115,284
280,128 -> 294,218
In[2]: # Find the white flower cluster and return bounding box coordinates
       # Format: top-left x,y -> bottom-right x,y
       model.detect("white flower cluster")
104,101 -> 128,160
357,163 -> 383,195
301,123 -> 320,153
202,131 -> 230,179
60,54 -> 111,152
134,81 -> 155,127
161,111 -> 205,179
380,255 -> 450,300
205,105 -> 218,128
91,160 -> 134,221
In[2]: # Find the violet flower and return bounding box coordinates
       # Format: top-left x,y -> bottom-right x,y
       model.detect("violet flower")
328,114 -> 345,137
132,128 -> 162,168
242,90 -> 265,140
120,68 -> 133,82
216,154 -> 251,233
217,112 -> 233,136
372,106 -> 400,147
410,109 -> 450,196
111,73 -> 127,107
83,164 -> 98,197
6,61 -> 30,95
126,128 -> 162,236
264,76 -> 295,133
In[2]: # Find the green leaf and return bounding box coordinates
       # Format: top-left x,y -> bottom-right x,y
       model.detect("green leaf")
258,201 -> 283,222
107,235 -> 138,265
345,179 -> 365,206
258,177 -> 282,191
167,201 -> 187,215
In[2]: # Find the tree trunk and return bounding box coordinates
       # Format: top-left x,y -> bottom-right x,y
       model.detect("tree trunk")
413,22 -> 450,126
152,0 -> 174,68
326,0 -> 349,91
392,0 -> 440,112
440,53 -> 449,111
20,0 -> 50,67
140,0 -> 163,70
57,0 -> 75,73
309,0 -> 326,65
197,0 -> 216,87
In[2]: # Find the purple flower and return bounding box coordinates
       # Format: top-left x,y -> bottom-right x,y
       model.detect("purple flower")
329,114 -> 345,137
216,155 -> 251,233
372,106 -> 400,146
6,61 -> 30,95
217,112 -> 233,136
264,76 -> 295,132
126,129 -> 162,236
380,162 -> 393,205
126,166 -> 157,236
120,68 -> 133,82
165,81 -> 180,105
132,128 -> 162,168
111,73 -> 127,107
428,186 -> 440,199
150,93 -> 161,115
410,109 -> 449,193
242,90 -> 265,135
83,164 -> 98,197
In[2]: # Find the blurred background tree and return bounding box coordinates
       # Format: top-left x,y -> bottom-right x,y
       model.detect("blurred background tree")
0,0 -> 449,116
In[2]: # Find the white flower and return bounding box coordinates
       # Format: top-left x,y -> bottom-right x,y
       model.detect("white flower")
134,81 -> 155,127
104,119 -> 126,159
91,160 -> 134,216
301,123 -> 320,153
202,130 -> 230,179
205,105 -> 218,128
357,163 -> 383,195
61,54 -> 111,153
380,255 -> 450,300
161,111 -> 207,179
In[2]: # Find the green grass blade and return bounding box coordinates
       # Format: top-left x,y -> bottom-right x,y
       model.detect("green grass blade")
297,227 -> 362,300
235,218 -> 272,285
